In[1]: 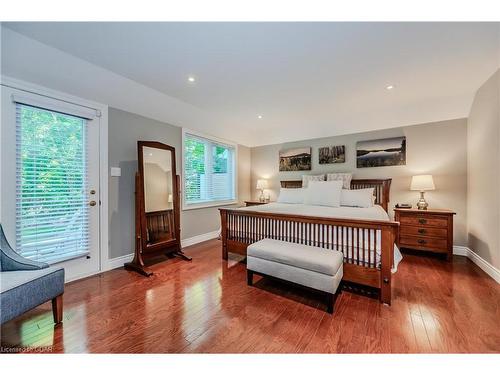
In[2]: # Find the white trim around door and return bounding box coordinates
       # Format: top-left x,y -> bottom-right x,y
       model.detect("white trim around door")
0,76 -> 109,282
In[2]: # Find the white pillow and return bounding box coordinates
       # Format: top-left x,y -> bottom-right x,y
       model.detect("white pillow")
327,173 -> 352,189
302,174 -> 325,188
340,188 -> 375,208
277,188 -> 305,204
304,180 -> 343,207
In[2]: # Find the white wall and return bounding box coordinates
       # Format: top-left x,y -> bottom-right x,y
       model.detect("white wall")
467,69 -> 500,269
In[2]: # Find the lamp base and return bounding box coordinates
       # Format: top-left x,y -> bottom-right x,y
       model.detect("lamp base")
416,191 -> 428,210
259,190 -> 266,202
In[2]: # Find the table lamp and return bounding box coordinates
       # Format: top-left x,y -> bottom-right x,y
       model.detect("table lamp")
410,175 -> 435,210
256,179 -> 268,202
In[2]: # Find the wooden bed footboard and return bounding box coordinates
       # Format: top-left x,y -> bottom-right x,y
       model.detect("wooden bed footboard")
219,209 -> 399,305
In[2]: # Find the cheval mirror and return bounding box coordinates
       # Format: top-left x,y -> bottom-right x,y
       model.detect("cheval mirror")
125,141 -> 191,276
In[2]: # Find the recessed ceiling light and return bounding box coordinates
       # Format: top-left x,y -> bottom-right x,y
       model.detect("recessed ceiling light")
386,85 -> 394,90
257,115 -> 263,119
188,76 -> 196,83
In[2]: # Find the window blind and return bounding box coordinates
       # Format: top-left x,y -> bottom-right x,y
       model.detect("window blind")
15,103 -> 90,264
184,133 -> 236,207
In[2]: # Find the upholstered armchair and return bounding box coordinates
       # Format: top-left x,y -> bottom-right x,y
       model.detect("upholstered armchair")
0,224 -> 65,325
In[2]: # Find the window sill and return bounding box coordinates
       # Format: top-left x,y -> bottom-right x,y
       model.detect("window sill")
182,199 -> 238,211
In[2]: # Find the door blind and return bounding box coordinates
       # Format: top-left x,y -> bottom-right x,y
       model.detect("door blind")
184,133 -> 236,206
15,103 -> 90,263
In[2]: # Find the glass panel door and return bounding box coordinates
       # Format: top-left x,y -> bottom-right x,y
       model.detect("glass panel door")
1,86 -> 101,280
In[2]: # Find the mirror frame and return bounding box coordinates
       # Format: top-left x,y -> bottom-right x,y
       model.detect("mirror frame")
137,140 -> 180,253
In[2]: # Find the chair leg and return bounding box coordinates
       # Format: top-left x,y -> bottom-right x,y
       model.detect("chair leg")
247,269 -> 253,286
52,294 -> 63,325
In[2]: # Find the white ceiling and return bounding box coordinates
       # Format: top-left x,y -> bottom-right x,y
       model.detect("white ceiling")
4,22 -> 500,146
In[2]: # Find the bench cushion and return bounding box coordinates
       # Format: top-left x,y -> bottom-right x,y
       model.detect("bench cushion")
248,256 -> 343,294
0,267 -> 64,324
247,238 -> 343,276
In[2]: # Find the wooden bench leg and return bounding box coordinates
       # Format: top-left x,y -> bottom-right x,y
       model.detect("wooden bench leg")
326,293 -> 334,314
247,269 -> 253,286
52,294 -> 63,325
326,290 -> 340,314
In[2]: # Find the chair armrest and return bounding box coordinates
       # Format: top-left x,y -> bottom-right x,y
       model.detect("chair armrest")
1,250 -> 49,271
1,225 -> 49,271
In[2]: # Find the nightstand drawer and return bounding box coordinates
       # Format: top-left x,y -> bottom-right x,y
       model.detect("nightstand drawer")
400,226 -> 448,238
399,235 -> 448,252
398,215 -> 448,228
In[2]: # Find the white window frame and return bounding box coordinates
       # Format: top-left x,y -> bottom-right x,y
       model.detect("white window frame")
182,128 -> 238,210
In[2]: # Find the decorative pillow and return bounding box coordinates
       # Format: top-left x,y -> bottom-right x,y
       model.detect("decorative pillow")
302,174 -> 325,188
304,180 -> 343,207
327,173 -> 352,189
340,188 -> 375,208
277,188 -> 305,204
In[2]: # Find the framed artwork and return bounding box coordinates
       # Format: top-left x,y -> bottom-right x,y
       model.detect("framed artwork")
319,145 -> 346,164
279,147 -> 312,171
357,137 -> 406,168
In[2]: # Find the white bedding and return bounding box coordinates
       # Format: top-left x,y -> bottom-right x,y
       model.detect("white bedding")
236,202 -> 402,272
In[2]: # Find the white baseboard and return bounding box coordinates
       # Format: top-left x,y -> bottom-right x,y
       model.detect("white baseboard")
453,245 -> 500,284
181,229 -> 220,248
452,245 -> 469,257
102,229 -> 220,272
102,253 -> 134,272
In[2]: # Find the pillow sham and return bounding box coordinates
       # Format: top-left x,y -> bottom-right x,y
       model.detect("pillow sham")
340,188 -> 375,208
303,180 -> 343,207
326,173 -> 352,189
302,174 -> 325,188
277,188 -> 305,204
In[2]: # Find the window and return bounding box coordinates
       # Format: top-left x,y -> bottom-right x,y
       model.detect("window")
15,103 -> 90,263
183,130 -> 237,209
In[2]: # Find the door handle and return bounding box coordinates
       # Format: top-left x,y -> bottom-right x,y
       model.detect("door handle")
89,200 -> 97,207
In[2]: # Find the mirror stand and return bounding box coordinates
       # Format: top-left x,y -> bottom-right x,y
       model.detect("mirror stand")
125,141 -> 191,277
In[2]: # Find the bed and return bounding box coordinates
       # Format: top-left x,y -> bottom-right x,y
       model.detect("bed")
219,179 -> 400,304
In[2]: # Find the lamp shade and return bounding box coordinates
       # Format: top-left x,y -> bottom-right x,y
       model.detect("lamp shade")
410,175 -> 435,191
256,179 -> 268,190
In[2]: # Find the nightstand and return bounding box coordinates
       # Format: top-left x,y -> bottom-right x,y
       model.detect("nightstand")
244,201 -> 268,207
394,208 -> 456,261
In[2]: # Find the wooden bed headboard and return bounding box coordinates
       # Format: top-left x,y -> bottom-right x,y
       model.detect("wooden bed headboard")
280,178 -> 392,212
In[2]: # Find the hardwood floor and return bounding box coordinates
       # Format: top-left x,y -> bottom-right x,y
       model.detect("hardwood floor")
1,239 -> 500,353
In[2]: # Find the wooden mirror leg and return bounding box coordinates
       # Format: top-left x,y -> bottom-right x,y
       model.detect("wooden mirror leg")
172,250 -> 192,261
124,261 -> 153,277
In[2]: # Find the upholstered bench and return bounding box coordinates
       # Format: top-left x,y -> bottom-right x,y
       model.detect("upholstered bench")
246,238 -> 343,313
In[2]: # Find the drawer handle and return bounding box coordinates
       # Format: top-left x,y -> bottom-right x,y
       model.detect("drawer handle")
418,239 -> 426,244
418,218 -> 427,224
418,229 -> 426,234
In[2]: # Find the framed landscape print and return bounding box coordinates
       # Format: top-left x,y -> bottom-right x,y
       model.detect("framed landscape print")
319,145 -> 346,164
356,137 -> 406,168
279,147 -> 312,171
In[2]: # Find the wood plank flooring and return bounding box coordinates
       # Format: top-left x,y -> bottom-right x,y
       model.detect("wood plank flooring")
1,239 -> 499,353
